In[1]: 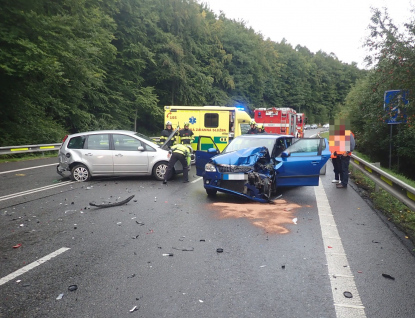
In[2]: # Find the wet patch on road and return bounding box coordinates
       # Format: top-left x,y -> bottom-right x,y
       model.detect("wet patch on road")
210,199 -> 302,234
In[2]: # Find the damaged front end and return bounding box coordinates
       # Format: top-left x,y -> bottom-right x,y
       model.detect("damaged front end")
203,147 -> 276,203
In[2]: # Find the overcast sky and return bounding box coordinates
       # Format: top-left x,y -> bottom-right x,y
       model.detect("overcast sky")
200,0 -> 415,69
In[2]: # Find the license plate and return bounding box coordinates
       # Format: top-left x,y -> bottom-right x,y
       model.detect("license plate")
222,173 -> 247,180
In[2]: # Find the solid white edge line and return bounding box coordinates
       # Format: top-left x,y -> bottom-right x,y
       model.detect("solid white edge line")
191,177 -> 203,184
0,163 -> 58,175
0,247 -> 70,286
315,179 -> 367,318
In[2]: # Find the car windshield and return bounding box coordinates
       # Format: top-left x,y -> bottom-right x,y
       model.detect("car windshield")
224,137 -> 275,155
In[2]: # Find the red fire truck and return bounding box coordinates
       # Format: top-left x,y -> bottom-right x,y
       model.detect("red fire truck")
296,113 -> 305,138
254,107 -> 298,136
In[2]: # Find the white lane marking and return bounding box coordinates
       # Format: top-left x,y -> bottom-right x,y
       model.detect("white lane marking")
0,181 -> 73,202
0,163 -> 57,175
191,177 -> 202,184
0,247 -> 70,286
314,179 -> 367,318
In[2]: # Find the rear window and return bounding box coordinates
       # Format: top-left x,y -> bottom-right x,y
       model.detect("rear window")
67,136 -> 86,149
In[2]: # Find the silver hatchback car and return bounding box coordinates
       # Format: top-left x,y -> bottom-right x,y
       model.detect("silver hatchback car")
57,130 -> 183,182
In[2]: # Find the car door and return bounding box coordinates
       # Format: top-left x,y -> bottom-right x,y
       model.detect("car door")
83,134 -> 113,174
112,134 -> 149,174
275,138 -> 331,186
195,136 -> 220,176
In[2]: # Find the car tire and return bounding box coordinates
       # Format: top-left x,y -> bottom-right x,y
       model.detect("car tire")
206,189 -> 217,196
70,164 -> 91,182
153,161 -> 168,181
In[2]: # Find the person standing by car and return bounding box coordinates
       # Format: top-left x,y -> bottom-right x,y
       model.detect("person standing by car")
257,124 -> 266,133
179,122 -> 194,145
336,131 -> 355,188
179,122 -> 194,167
247,120 -> 258,134
160,121 -> 175,147
163,143 -> 190,184
330,152 -> 342,184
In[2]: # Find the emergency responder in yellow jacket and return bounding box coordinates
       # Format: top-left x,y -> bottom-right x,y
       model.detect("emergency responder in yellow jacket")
178,122 -> 194,145
257,123 -> 266,133
159,121 -> 175,147
163,143 -> 190,184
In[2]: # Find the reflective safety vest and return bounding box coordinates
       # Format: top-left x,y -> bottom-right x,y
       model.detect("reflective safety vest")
179,128 -> 194,144
171,144 -> 190,157
160,128 -> 175,145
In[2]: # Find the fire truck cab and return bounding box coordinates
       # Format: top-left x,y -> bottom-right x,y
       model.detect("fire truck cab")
254,107 -> 297,136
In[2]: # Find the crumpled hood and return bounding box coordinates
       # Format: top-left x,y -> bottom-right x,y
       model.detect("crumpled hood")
211,147 -> 271,166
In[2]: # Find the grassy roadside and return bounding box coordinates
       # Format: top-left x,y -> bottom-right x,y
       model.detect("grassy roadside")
0,151 -> 58,164
319,130 -> 415,246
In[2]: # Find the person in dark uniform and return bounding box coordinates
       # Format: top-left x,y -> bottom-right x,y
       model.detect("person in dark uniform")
163,144 -> 190,184
247,120 -> 258,134
179,122 -> 194,145
160,121 -> 175,147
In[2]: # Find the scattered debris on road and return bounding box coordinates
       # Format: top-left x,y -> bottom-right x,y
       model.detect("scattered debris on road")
216,248 -> 223,253
13,243 -> 22,249
172,247 -> 194,251
343,291 -> 353,298
56,293 -> 64,300
130,305 -> 139,312
382,273 -> 395,280
89,195 -> 135,208
68,285 -> 78,291
162,253 -> 174,256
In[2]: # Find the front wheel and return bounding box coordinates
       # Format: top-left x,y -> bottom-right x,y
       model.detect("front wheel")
153,162 -> 168,181
70,164 -> 91,182
206,189 -> 217,197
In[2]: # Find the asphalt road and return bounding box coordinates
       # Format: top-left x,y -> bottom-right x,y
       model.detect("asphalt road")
0,150 -> 415,318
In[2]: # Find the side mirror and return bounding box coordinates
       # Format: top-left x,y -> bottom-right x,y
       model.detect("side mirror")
281,151 -> 290,158
137,146 -> 145,151
208,148 -> 219,153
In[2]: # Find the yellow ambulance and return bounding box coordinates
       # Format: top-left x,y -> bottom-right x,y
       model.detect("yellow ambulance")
164,106 -> 252,152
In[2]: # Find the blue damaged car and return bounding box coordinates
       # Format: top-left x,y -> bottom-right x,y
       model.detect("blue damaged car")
195,134 -> 331,203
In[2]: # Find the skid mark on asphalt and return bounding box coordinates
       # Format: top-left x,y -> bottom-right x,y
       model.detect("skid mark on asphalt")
210,199 -> 301,234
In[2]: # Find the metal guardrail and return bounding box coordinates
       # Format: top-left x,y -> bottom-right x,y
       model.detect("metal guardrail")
350,154 -> 415,211
0,143 -> 61,155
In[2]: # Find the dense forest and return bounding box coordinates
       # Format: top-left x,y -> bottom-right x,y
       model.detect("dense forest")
0,0 -> 365,146
343,7 -> 415,178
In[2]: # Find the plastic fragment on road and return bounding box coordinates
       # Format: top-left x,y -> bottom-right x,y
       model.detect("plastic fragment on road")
56,293 -> 64,300
172,247 -> 194,251
162,253 -> 174,256
292,217 -> 298,224
117,222 -> 122,226
130,306 -> 138,312
13,243 -> 22,249
136,221 -> 145,225
328,246 -> 333,248
199,300 -> 204,303
281,265 -> 286,269
382,273 -> 395,280
68,285 -> 78,291
154,197 -> 157,202
216,248 -> 224,253
89,195 -> 135,208
343,291 -> 353,298
260,265 -> 266,268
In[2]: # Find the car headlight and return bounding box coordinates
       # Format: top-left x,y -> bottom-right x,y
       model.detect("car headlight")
205,163 -> 216,172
